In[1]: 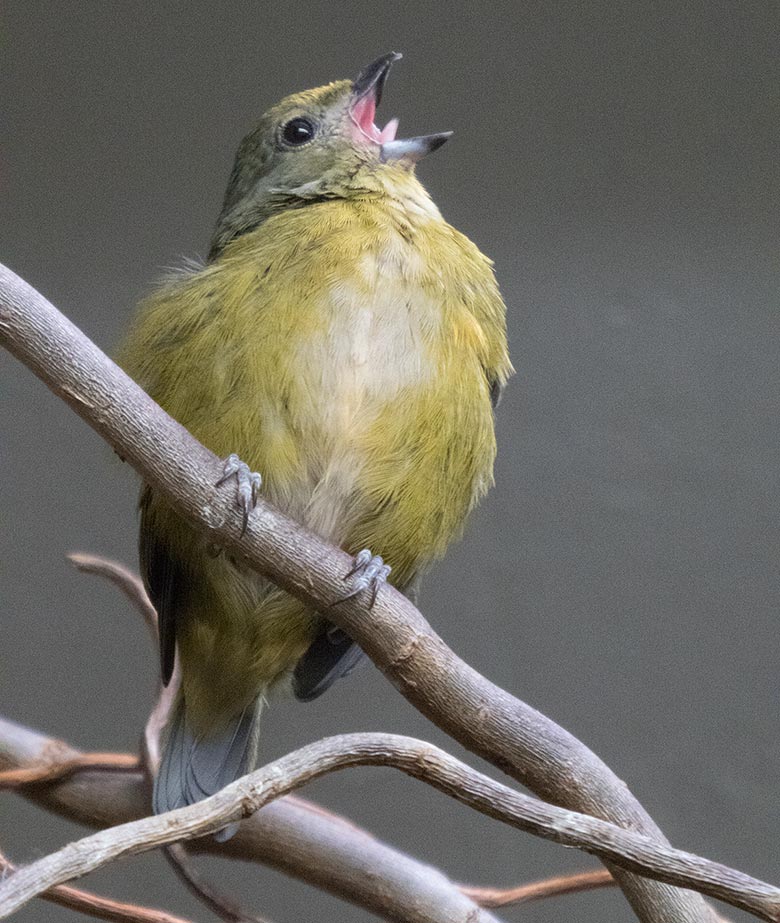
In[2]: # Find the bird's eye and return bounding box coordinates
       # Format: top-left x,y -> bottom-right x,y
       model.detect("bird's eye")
281,117 -> 317,147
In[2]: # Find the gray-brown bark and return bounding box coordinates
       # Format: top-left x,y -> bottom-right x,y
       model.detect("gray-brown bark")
0,261 -> 730,922
0,717 -> 499,923
2,727 -> 780,921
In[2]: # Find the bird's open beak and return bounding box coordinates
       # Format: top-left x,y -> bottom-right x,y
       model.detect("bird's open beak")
350,52 -> 452,163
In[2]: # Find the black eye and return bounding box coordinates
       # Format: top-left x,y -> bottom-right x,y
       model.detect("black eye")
281,117 -> 316,146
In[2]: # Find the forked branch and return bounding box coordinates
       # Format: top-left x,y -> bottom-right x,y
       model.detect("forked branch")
0,717 -> 499,923
1,732 -> 779,921
0,260 -> 744,923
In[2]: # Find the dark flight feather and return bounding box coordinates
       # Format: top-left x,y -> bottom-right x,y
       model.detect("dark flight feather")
139,489 -> 187,686
292,573 -> 422,700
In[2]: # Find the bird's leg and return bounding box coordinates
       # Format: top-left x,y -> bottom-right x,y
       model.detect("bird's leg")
216,453 -> 262,535
337,548 -> 392,608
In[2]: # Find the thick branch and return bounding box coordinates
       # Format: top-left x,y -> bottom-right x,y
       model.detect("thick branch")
2,732 -> 779,921
0,717 -> 499,923
0,261 -> 720,922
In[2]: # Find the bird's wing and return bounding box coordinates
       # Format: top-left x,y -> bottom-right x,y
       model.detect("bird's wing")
292,627 -> 365,702
292,574 -> 422,701
139,487 -> 192,686
488,373 -> 504,409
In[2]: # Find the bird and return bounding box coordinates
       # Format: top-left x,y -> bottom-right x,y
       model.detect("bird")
119,52 -> 512,830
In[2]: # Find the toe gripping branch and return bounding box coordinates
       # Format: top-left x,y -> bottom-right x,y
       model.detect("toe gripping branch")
216,453 -> 262,534
339,549 -> 392,608
214,456 -> 390,609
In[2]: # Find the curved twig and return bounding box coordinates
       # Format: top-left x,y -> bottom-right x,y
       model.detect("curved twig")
68,552 -> 265,923
0,717 -> 500,923
461,868 -> 614,906
162,844 -> 274,923
0,754 -> 139,789
67,553 -> 158,638
0,744 -> 618,917
64,552 -> 292,923
1,732 -> 778,921
0,848 -> 195,923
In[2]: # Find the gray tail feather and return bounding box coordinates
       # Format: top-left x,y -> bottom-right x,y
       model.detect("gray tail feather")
153,691 -> 265,841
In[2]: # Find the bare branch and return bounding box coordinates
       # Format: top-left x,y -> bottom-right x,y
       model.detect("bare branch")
0,753 -> 139,789
0,259 -> 722,921
1,733 -> 779,921
163,844 -> 274,923
0,717 -> 500,923
67,552 -> 158,638
461,868 -> 614,906
3,756 -> 271,921
0,848 -> 195,923
63,555 -> 633,921
68,555 -> 618,920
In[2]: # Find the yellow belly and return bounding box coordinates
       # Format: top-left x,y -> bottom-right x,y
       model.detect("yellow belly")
121,196 -> 509,723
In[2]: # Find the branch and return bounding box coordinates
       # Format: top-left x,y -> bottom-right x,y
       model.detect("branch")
0,849 -> 195,923
67,553 -> 158,638
162,845 -> 274,923
2,733 -> 779,921
77,553 -> 607,923
77,551 -> 618,919
461,869 -> 614,907
0,717 -> 500,923
2,753 -> 269,921
0,754 -> 139,789
0,262 -> 720,922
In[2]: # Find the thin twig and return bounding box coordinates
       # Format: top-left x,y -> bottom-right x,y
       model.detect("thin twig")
144,656 -> 274,923
461,868 -> 614,906
163,845 -> 274,923
0,733 -> 778,922
68,552 -> 158,638
0,753 -> 139,789
0,729 -> 612,918
1,717 -> 499,923
0,847 -> 195,923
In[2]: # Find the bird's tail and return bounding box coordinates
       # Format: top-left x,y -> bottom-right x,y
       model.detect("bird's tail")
153,689 -> 265,841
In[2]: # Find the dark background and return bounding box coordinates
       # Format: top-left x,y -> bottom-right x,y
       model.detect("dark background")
2,2 -> 778,921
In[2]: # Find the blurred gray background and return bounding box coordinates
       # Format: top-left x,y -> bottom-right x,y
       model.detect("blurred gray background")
2,2 -> 778,921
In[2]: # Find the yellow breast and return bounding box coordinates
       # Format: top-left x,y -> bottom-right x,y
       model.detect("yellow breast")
119,188 -> 510,711
121,193 -> 510,586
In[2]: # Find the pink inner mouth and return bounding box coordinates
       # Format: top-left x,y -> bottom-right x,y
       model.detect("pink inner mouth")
350,95 -> 399,144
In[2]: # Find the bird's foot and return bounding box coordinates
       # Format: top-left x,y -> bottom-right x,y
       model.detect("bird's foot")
337,548 -> 391,609
216,453 -> 262,535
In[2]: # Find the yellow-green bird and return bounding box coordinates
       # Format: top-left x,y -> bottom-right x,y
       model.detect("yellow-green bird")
120,52 -> 512,824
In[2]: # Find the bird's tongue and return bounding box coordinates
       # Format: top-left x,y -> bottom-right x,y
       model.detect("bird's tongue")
351,95 -> 399,144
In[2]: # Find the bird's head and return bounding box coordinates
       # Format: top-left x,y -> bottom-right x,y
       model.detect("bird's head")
211,53 -> 451,256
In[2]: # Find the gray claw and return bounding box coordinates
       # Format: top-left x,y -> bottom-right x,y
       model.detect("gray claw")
216,453 -> 262,534
340,548 -> 391,608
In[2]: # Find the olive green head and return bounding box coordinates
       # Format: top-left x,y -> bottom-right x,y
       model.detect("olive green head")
210,53 -> 451,256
